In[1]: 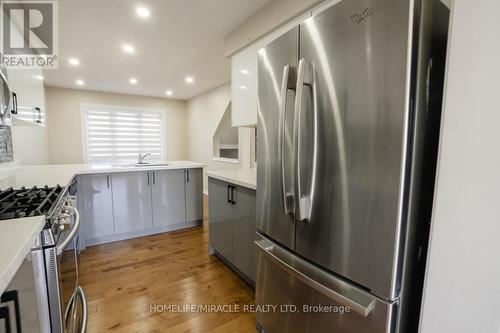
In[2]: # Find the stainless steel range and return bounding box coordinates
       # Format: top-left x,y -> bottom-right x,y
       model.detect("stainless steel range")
0,178 -> 87,333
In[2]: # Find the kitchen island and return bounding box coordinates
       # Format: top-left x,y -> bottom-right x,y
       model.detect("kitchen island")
0,160 -> 204,189
0,161 -> 205,248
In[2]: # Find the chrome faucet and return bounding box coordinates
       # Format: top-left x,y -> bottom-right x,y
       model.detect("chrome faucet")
138,153 -> 152,164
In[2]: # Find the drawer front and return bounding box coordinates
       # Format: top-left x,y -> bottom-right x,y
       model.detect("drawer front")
255,236 -> 397,333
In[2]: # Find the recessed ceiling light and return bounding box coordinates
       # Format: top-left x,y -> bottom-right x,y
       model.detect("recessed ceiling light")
122,44 -> 135,54
76,79 -> 84,86
165,90 -> 173,96
34,75 -> 44,80
129,78 -> 138,84
136,6 -> 150,18
240,69 -> 249,74
68,58 -> 80,66
185,76 -> 194,84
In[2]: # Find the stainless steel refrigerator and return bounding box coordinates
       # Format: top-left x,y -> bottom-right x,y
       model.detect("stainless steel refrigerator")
255,0 -> 450,332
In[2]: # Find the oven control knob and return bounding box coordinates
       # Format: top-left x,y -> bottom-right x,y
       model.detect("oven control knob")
59,221 -> 71,231
63,206 -> 74,214
66,196 -> 77,205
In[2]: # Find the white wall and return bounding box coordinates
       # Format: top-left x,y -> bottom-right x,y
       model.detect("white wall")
45,87 -> 188,164
186,84 -> 240,192
419,1 -> 500,332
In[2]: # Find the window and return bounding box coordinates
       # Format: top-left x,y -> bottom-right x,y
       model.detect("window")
81,104 -> 165,163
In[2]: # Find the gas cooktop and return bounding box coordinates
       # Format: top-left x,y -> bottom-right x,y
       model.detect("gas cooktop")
0,185 -> 64,220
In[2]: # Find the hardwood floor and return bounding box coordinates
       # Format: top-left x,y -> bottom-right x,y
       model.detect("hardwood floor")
78,195 -> 257,332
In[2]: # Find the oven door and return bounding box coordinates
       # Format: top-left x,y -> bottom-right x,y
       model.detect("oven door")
58,208 -> 87,333
58,234 -> 78,327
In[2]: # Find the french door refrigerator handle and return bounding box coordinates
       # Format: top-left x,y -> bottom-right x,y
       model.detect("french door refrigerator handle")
293,58 -> 313,222
279,65 -> 294,216
255,239 -> 376,317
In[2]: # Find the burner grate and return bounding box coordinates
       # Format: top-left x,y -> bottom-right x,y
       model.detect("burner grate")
0,185 -> 64,220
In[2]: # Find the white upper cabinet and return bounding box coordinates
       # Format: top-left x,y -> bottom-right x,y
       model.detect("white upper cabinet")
231,45 -> 259,127
6,69 -> 46,126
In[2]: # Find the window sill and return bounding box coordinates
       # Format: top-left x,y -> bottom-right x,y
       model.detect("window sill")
213,157 -> 239,164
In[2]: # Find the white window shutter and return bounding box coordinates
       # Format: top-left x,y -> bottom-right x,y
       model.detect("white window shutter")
82,105 -> 165,163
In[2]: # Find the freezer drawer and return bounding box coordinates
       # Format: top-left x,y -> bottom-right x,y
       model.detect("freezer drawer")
255,236 -> 397,333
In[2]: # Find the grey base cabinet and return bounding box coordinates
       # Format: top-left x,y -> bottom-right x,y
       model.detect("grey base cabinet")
152,169 -> 186,228
208,177 -> 256,282
185,168 -> 203,222
209,178 -> 234,261
79,168 -> 203,246
112,171 -> 153,234
78,174 -> 114,240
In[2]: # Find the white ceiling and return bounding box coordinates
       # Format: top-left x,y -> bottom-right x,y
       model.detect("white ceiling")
43,0 -> 270,100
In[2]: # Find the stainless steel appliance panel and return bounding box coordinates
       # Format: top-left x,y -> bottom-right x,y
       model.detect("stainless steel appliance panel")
294,0 -> 412,299
257,28 -> 298,250
255,236 -> 396,333
0,253 -> 47,333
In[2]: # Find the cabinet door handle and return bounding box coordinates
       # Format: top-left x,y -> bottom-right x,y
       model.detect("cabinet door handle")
231,185 -> 236,205
11,92 -> 17,114
186,169 -> 190,182
227,184 -> 231,203
152,172 -> 156,185
106,175 -> 110,188
147,172 -> 150,186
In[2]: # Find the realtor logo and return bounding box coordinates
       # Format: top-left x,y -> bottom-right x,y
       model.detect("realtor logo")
0,0 -> 58,68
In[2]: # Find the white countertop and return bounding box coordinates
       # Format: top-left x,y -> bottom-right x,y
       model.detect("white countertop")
0,160 -> 204,292
0,216 -> 45,295
207,168 -> 256,190
0,160 -> 205,189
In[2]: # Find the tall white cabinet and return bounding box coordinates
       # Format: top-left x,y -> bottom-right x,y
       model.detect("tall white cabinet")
231,46 -> 259,127
230,14 -> 308,127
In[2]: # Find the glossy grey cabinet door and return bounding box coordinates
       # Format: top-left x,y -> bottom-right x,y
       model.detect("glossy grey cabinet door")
79,174 -> 114,239
112,171 -> 153,234
208,177 -> 233,261
233,185 -> 256,281
185,168 -> 203,222
151,169 -> 186,227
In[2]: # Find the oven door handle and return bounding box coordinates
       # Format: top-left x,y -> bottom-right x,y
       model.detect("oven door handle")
64,289 -> 77,326
64,286 -> 88,333
57,207 -> 80,256
78,286 -> 88,333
